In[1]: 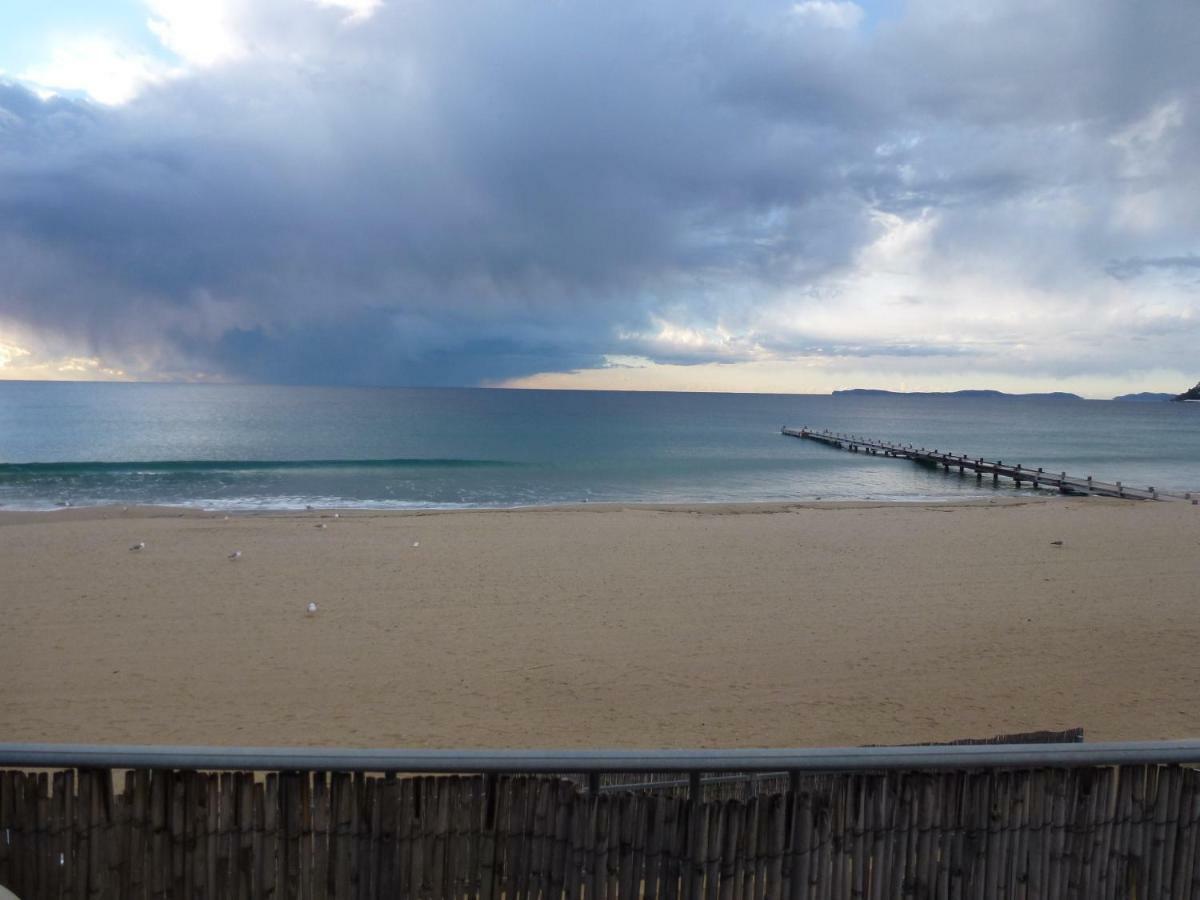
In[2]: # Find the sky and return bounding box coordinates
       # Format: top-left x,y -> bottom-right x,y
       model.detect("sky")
0,1 -> 1197,397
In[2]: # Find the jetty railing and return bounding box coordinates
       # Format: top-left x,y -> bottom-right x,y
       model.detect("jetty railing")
4,740 -> 1200,899
783,426 -> 1196,501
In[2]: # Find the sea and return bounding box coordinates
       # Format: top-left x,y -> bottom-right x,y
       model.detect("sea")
0,381 -> 1196,511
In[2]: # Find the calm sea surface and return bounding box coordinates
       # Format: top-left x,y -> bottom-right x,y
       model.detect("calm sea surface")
0,382 -> 1196,510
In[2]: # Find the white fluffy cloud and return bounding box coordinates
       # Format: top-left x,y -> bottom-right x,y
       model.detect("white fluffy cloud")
790,1 -> 865,30
144,0 -> 246,68
18,34 -> 167,105
17,0 -> 384,105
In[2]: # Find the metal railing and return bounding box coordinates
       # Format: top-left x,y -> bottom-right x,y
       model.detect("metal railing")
3,739 -> 1200,775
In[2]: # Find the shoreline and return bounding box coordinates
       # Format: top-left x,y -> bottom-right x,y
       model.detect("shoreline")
3,496 -> 1198,749
0,494 -> 1045,523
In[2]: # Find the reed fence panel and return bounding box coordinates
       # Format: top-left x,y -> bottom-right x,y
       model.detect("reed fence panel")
1,762 -> 1197,899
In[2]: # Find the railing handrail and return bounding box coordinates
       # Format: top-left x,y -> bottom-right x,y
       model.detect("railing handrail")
3,740 -> 1200,773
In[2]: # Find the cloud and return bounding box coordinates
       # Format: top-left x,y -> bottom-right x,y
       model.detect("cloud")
790,1 -> 865,30
0,338 -> 31,368
1,0 -> 1199,391
1106,254 -> 1200,281
144,0 -> 246,68
313,0 -> 382,21
18,35 -> 168,105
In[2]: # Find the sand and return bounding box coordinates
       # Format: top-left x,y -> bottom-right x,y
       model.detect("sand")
1,498 -> 1198,749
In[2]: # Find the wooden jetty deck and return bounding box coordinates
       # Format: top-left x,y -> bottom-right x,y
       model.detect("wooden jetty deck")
782,427 -> 1195,502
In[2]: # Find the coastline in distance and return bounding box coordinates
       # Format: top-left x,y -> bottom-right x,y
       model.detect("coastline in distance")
832,388 -> 1084,400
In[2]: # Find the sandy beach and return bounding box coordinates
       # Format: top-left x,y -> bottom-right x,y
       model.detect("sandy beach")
1,498 -> 1198,749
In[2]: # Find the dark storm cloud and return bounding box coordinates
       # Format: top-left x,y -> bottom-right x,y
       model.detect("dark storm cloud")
1,0 -> 1199,385
1106,255 -> 1200,281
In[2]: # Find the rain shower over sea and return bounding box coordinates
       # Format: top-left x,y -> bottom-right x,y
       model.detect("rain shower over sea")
0,382 -> 1197,510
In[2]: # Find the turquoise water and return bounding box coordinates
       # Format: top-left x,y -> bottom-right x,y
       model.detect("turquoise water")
0,382 -> 1196,509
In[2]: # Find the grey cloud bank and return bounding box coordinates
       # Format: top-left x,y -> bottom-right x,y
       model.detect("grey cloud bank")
1,0 -> 1198,390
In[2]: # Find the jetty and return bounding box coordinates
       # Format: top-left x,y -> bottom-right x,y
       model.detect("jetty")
782,427 -> 1194,501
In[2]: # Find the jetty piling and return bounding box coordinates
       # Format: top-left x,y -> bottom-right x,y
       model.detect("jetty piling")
782,427 -> 1189,501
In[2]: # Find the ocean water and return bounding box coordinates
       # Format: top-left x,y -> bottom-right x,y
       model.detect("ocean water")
0,381 -> 1196,510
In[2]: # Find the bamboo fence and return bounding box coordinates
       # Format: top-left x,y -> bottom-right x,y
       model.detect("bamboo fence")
2,761 -> 1199,899
594,728 -> 1085,802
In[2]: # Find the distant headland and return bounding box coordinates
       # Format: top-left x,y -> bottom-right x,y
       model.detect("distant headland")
1112,392 -> 1176,401
832,389 -> 1083,400
1112,383 -> 1200,401
834,386 -> 1200,401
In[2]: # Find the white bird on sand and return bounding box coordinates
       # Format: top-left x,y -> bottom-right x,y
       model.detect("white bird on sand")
333,513 -> 340,519
130,542 -> 145,551
315,523 -> 327,529
412,540 -> 420,548
228,550 -> 242,560
306,601 -> 318,616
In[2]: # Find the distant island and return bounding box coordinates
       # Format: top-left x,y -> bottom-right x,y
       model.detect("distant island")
1174,382 -> 1200,402
833,389 -> 1083,400
1112,392 -> 1176,401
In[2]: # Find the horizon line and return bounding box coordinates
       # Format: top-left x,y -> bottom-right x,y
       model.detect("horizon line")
0,377 -> 1186,401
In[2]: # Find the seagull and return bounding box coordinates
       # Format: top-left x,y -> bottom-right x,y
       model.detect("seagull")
306,601 -> 318,616
130,542 -> 145,551
228,550 -> 242,560
412,541 -> 420,548
315,523 -> 327,529
333,513 -> 340,519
